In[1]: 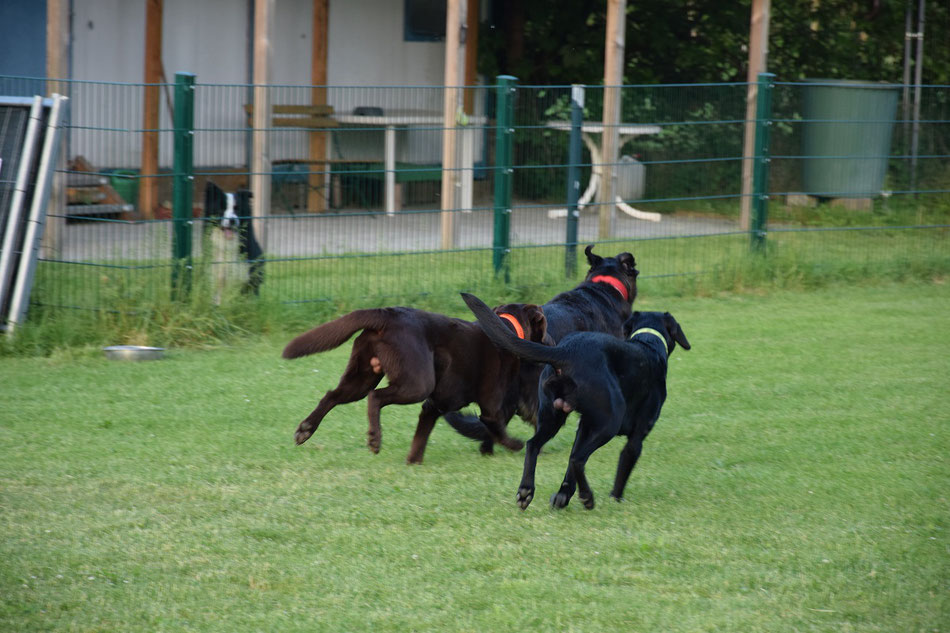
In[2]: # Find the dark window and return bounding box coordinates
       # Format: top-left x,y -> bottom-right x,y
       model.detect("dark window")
404,0 -> 445,41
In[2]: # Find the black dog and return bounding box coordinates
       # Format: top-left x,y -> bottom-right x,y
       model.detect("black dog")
203,181 -> 264,302
445,244 -> 639,452
463,292 -> 690,511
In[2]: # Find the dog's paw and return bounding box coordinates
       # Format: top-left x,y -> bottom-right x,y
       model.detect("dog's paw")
500,436 -> 525,452
294,425 -> 314,445
550,491 -> 572,509
479,440 -> 495,456
405,445 -> 424,464
516,487 -> 534,510
578,492 -> 595,510
367,436 -> 381,454
610,492 -> 624,502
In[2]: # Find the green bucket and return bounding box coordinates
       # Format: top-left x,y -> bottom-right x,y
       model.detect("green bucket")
801,79 -> 900,198
109,169 -> 139,207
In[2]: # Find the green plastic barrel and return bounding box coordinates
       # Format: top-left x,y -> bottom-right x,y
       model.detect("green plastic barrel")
109,169 -> 139,207
801,80 -> 899,198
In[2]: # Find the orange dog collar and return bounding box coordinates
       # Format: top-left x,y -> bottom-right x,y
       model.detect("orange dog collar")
590,275 -> 629,301
497,313 -> 525,339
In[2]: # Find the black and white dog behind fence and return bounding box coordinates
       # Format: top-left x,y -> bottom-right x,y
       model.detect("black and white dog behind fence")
203,181 -> 264,303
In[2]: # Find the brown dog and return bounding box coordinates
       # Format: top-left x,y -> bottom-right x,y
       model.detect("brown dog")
283,303 -> 550,464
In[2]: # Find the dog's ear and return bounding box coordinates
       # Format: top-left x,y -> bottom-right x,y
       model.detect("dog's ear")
584,244 -> 602,269
235,191 -> 253,219
204,181 -> 221,217
525,304 -> 549,344
664,312 -> 691,351
618,252 -> 639,278
623,313 -> 639,338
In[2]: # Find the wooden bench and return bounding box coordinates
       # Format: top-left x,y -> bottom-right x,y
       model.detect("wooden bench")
243,104 -> 337,128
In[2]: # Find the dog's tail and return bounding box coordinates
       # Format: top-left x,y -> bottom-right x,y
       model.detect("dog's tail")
461,293 -> 570,368
282,309 -> 390,359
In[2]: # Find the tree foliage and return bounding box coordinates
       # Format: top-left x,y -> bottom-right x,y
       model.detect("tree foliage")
478,0 -> 949,85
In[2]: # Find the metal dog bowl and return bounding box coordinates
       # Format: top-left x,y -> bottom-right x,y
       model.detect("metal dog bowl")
103,345 -> 165,361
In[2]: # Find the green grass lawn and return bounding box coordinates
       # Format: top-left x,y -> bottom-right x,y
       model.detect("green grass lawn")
1,282 -> 948,632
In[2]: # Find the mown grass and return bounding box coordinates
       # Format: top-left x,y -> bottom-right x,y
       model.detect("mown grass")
7,221 -> 949,356
641,191 -> 950,228
1,282 -> 948,632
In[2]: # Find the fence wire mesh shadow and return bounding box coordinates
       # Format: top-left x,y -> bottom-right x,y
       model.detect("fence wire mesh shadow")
0,75 -> 946,318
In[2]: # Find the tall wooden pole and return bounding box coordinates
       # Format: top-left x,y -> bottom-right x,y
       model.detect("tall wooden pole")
141,0 -> 162,220
440,0 -> 465,249
740,0 -> 770,230
43,0 -> 68,258
252,0 -> 273,249
600,0 -> 625,239
308,0 -> 329,212
45,0 -> 68,102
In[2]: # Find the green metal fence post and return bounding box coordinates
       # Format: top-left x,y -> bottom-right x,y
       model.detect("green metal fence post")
172,72 -> 196,297
493,75 -> 517,281
750,72 -> 774,251
565,84 -> 584,277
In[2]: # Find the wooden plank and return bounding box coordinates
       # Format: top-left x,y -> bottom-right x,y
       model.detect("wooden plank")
276,104 -> 333,115
69,156 -> 131,212
244,103 -> 333,116
272,116 -> 338,128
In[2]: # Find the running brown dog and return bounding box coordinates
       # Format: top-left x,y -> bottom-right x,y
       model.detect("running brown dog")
283,303 -> 550,464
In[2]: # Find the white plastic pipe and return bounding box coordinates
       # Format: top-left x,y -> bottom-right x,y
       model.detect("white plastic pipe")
0,96 -> 44,322
7,94 -> 67,335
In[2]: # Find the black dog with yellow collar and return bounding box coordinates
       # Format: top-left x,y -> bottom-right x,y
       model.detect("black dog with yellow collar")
462,292 -> 690,511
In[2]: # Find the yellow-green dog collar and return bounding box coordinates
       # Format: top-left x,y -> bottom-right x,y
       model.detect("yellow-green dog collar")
630,327 -> 668,355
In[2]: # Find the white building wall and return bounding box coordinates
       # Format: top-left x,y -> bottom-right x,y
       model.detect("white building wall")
67,0 -> 461,168
71,0 -> 146,83
72,0 -> 249,84
328,1 -> 444,89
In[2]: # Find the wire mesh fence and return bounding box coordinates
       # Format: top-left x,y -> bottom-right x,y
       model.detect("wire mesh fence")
0,74 -> 947,320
